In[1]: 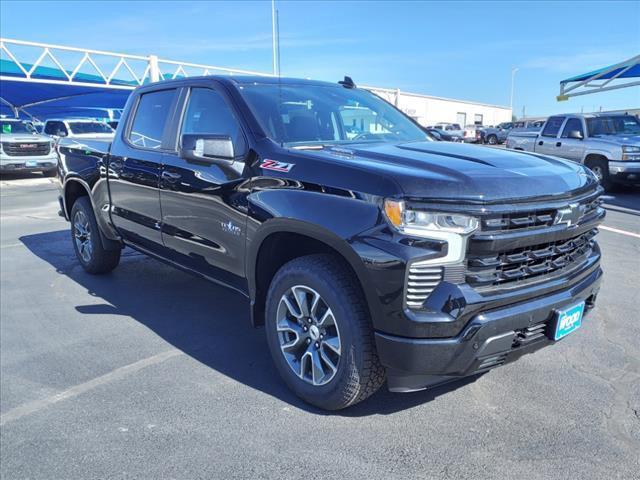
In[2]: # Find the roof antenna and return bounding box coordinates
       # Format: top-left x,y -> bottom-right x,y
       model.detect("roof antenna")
339,76 -> 356,88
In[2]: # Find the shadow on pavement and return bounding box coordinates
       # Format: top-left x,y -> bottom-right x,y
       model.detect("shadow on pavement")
20,229 -> 481,416
601,185 -> 640,214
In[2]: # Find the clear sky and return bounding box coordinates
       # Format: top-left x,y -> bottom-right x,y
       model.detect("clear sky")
1,0 -> 639,116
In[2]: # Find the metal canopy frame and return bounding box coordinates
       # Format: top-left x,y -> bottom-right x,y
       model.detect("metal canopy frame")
557,54 -> 640,101
0,37 -> 273,117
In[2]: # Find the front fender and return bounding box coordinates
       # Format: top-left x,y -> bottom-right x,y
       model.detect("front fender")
245,187 -> 389,327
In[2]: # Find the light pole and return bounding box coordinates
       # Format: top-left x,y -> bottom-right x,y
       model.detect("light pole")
510,67 -> 519,117
271,0 -> 277,75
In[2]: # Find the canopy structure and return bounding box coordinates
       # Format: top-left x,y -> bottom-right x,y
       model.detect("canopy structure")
0,38 -> 272,121
557,54 -> 640,101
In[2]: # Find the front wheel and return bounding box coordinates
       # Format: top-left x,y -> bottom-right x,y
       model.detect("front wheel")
487,134 -> 498,145
585,158 -> 613,191
265,254 -> 385,410
70,197 -> 121,274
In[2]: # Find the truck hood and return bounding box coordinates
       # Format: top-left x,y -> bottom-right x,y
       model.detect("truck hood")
590,133 -> 640,146
0,133 -> 51,143
306,141 -> 597,203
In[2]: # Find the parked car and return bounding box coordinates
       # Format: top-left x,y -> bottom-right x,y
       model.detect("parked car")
0,118 -> 57,176
432,122 -> 465,141
480,120 -> 546,145
422,127 -> 460,142
57,76 -> 604,410
463,124 -> 482,143
43,118 -> 115,143
506,113 -> 640,190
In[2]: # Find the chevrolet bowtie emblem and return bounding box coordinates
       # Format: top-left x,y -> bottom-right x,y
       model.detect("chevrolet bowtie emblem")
555,203 -> 584,227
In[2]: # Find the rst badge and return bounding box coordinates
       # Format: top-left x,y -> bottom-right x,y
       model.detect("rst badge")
260,159 -> 294,173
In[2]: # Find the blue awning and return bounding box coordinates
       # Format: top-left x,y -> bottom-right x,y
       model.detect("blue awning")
0,58 -> 134,120
561,59 -> 640,84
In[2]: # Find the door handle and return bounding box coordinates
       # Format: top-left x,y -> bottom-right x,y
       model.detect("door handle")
538,141 -> 544,146
161,171 -> 181,183
556,142 -> 562,147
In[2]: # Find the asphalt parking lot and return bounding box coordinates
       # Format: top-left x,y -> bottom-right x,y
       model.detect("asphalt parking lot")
1,173 -> 639,480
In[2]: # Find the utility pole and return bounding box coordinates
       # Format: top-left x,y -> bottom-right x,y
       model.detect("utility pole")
510,67 -> 519,114
271,0 -> 277,75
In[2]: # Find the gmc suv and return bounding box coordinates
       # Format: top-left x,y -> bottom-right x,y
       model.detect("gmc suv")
56,76 -> 604,410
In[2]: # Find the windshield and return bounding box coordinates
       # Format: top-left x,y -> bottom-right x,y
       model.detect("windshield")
1,120 -> 34,134
68,122 -> 114,135
238,83 -> 428,146
586,115 -> 640,136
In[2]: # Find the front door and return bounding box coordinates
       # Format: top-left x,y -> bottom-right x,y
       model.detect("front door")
159,85 -> 250,291
108,88 -> 178,252
536,116 -> 566,157
558,117 -> 586,162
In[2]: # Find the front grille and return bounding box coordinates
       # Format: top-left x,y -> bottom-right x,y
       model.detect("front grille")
513,322 -> 548,347
481,197 -> 602,233
1,142 -> 51,157
405,265 -> 443,309
466,229 -> 597,288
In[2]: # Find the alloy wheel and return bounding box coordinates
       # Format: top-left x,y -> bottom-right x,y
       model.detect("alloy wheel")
276,285 -> 342,386
73,210 -> 93,263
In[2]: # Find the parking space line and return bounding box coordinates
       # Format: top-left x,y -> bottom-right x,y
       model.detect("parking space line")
0,349 -> 182,426
600,225 -> 640,239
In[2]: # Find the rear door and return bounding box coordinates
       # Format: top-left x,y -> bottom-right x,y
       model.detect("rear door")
159,84 -> 250,291
536,116 -> 566,156
558,117 -> 586,162
108,88 -> 178,252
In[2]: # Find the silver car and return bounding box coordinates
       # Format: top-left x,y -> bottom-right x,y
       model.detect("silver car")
0,119 -> 57,176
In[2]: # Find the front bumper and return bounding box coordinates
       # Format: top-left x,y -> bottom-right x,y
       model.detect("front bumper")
609,161 -> 640,184
0,153 -> 58,172
376,263 -> 602,392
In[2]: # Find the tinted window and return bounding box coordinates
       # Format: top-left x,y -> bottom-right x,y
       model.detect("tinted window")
68,122 -> 114,134
1,121 -> 33,134
541,116 -> 565,137
561,118 -> 583,138
181,88 -> 245,154
129,89 -> 175,149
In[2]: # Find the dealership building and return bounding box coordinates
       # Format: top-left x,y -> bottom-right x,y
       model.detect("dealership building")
365,85 -> 512,128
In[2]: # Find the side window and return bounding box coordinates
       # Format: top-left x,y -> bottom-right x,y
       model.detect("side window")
541,116 -> 565,137
128,89 -> 175,149
561,118 -> 583,138
181,87 -> 245,156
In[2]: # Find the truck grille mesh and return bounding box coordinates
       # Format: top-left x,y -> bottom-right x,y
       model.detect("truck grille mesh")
466,229 -> 597,288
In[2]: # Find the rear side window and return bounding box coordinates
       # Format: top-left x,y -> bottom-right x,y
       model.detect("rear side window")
181,87 -> 245,155
128,89 -> 175,149
541,116 -> 565,137
561,118 -> 584,138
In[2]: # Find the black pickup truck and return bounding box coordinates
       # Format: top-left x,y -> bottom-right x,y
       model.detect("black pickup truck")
56,76 -> 605,410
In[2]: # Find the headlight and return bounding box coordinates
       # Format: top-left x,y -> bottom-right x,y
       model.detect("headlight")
384,199 -> 478,264
622,145 -> 640,161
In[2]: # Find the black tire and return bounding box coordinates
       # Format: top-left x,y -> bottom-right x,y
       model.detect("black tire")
265,254 -> 385,410
585,158 -> 613,191
43,168 -> 57,177
487,134 -> 498,145
70,196 -> 121,274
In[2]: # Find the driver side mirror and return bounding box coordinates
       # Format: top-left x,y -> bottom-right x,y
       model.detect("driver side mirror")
568,130 -> 584,140
180,134 -> 235,163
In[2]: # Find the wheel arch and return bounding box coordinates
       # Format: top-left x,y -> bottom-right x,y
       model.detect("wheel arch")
247,219 -> 378,328
63,177 -> 121,251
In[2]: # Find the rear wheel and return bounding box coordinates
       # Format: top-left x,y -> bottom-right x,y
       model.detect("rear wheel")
265,254 -> 385,410
70,197 -> 121,274
585,158 -> 612,191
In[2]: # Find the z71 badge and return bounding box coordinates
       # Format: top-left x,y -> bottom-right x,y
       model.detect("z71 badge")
260,159 -> 294,173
